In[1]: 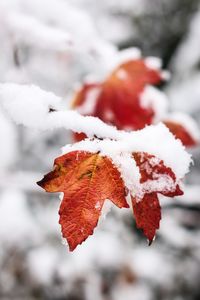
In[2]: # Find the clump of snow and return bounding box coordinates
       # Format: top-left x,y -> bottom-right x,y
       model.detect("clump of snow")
48,111 -> 122,140
145,56 -> 162,70
145,57 -> 170,81
142,175 -> 175,195
115,47 -> 142,66
140,85 -> 168,122
111,153 -> 141,200
161,70 -> 171,81
127,123 -> 192,181
62,123 -> 191,183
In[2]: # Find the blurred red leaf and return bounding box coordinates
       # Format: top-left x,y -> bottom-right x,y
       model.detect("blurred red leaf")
113,59 -> 162,91
72,59 -> 163,141
164,120 -> 197,147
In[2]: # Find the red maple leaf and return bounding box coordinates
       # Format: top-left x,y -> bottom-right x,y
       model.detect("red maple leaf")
37,150 -> 185,250
37,151 -> 128,251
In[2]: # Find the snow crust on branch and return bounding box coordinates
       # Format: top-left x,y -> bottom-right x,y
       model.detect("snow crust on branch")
0,84 -> 63,129
0,82 -> 191,198
0,83 -> 122,139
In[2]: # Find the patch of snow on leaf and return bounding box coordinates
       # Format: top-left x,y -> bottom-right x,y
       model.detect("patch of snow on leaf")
142,175 -> 175,195
77,86 -> 101,115
145,56 -> 162,70
62,123 -> 191,183
115,47 -> 141,66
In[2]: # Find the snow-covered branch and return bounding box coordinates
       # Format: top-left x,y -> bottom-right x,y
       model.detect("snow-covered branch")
0,83 -> 192,188
0,83 -> 122,139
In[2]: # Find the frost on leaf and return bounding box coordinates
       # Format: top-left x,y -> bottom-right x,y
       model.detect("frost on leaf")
37,151 -> 128,251
131,152 -> 183,243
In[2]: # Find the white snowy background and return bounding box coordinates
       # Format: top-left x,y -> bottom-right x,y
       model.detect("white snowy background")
0,0 -> 200,300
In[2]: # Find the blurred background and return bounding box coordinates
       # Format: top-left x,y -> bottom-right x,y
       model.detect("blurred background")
0,0 -> 200,299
